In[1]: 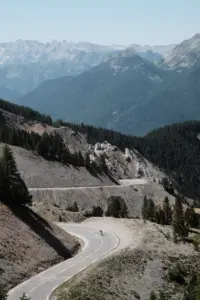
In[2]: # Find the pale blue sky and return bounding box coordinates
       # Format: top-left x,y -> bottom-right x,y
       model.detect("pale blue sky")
1,0 -> 200,45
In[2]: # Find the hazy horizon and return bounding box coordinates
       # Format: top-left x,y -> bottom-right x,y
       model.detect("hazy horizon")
0,38 -> 178,47
1,0 -> 200,46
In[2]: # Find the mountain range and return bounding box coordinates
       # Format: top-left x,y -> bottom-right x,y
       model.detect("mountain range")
16,51 -> 177,135
15,34 -> 200,135
2,34 -> 200,135
0,39 -> 174,98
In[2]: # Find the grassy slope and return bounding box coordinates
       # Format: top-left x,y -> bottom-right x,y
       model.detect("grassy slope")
10,144 -> 115,188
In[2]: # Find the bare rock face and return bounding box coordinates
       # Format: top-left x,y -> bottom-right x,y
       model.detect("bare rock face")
94,141 -> 117,154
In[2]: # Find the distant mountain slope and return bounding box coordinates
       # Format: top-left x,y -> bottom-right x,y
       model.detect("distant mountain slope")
0,86 -> 21,101
130,43 -> 175,58
17,44 -> 200,136
0,40 -> 119,96
15,76 -> 73,108
132,57 -> 200,132
16,53 -> 177,136
165,33 -> 200,69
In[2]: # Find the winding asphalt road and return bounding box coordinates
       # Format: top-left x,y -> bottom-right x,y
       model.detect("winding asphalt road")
8,179 -> 147,299
8,223 -> 120,300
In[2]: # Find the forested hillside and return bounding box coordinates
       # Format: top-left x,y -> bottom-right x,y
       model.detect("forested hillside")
65,119 -> 200,201
135,121 -> 200,201
0,99 -> 88,168
1,98 -> 200,201
0,98 -> 53,124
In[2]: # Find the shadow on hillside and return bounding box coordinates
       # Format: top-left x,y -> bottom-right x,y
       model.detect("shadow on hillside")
27,207 -> 52,230
7,205 -> 72,259
86,167 -> 119,185
86,166 -> 103,181
41,154 -> 71,168
107,172 -> 120,185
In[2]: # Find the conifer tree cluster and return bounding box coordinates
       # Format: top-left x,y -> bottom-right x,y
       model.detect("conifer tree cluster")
0,145 -> 32,206
106,196 -> 128,218
0,99 -> 52,124
142,195 -> 198,240
0,117 -> 109,172
0,123 -> 85,167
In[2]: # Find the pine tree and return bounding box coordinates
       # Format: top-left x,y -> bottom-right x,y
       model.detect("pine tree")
163,196 -> 172,225
173,196 -> 188,240
68,201 -> 79,212
77,151 -> 84,166
155,206 -> 165,225
0,155 -> 9,200
147,199 -> 155,222
106,196 -> 128,218
84,152 -> 90,168
0,145 -> 31,205
185,206 -> 199,229
142,195 -> 148,222
106,196 -> 121,218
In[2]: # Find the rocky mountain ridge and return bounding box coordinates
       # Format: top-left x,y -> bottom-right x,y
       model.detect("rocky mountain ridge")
0,39 -> 174,98
15,33 -> 200,136
1,34 -> 199,101
165,33 -> 200,69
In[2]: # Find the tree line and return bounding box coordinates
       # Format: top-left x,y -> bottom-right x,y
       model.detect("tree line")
53,119 -> 135,151
0,98 -> 134,152
0,118 -> 107,170
0,99 -> 52,125
142,195 -> 199,241
135,121 -> 200,201
0,122 -> 83,166
0,110 -> 111,172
